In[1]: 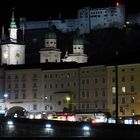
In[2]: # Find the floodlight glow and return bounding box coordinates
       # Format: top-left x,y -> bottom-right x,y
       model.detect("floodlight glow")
83,125 -> 90,131
7,120 -> 13,125
45,123 -> 52,128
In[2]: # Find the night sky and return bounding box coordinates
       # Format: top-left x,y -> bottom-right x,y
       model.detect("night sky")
0,0 -> 140,28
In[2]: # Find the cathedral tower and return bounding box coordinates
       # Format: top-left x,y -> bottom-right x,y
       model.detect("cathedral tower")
39,19 -> 61,63
1,8 -> 25,65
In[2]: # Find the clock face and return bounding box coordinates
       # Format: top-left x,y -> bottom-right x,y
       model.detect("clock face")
15,50 -> 21,58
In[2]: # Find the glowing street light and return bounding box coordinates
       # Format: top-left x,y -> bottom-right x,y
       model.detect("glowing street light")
66,96 -> 70,102
4,93 -> 8,98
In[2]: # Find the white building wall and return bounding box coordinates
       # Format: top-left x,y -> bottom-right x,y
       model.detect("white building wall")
73,44 -> 84,54
45,39 -> 56,48
43,69 -> 79,112
4,69 -> 43,113
1,44 -> 25,65
40,51 -> 61,63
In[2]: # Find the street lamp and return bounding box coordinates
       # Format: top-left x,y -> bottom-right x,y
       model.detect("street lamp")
4,93 -> 8,115
4,93 -> 8,99
66,96 -> 71,112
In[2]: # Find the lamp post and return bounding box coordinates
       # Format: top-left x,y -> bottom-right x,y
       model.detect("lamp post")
4,93 -> 8,115
115,51 -> 119,124
66,96 -> 71,112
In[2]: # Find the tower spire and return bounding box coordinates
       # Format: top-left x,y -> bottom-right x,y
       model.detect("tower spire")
1,25 -> 5,42
9,7 -> 17,42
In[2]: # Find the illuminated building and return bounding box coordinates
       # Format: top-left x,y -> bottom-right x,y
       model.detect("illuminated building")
107,64 -> 140,122
20,4 -> 125,34
0,63 -> 108,118
1,8 -> 25,65
62,35 -> 88,63
39,31 -> 62,63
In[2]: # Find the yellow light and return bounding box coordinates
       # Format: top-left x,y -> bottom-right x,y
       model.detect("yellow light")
4,53 -> 8,59
66,97 -> 70,101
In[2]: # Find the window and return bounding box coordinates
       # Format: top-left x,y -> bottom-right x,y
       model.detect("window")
15,75 -> 18,79
74,82 -> 76,86
86,79 -> 89,84
22,83 -> 26,88
112,98 -> 115,104
82,91 -> 85,97
50,96 -> 52,101
86,104 -> 89,109
33,74 -> 37,79
8,76 -> 11,79
33,104 -> 37,110
95,103 -> 98,108
130,75 -> 134,81
102,90 -> 105,96
102,78 -> 105,83
33,92 -> 37,99
58,101 -> 61,105
82,79 -> 85,85
15,83 -> 18,88
45,105 -> 48,110
8,84 -> 11,89
122,97 -> 125,104
121,76 -> 125,82
15,93 -> 18,99
66,73 -> 70,78
112,77 -> 115,83
50,106 -> 53,110
131,109 -> 135,115
131,97 -> 135,104
22,93 -> 26,99
82,104 -> 85,109
122,86 -> 126,93
131,68 -> 134,71
131,86 -> 135,92
112,87 -> 116,93
22,75 -> 25,79
86,91 -> 89,97
67,82 -> 70,87
50,84 -> 52,88
61,84 -> 64,88
102,103 -> 105,109
95,78 -> 98,84
55,84 -> 57,88
33,83 -> 37,88
95,90 -> 98,97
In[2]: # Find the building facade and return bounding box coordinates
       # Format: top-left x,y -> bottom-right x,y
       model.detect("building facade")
107,64 -> 140,119
39,31 -> 62,63
20,4 -> 125,34
62,37 -> 88,63
1,9 -> 25,65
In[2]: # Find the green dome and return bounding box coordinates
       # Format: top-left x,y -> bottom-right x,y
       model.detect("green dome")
73,38 -> 84,45
45,32 -> 57,39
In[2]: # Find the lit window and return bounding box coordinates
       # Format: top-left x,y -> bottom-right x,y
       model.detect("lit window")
112,87 -> 116,93
131,97 -> 135,104
122,86 -> 126,93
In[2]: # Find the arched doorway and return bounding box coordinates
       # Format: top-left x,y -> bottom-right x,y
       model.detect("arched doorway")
6,106 -> 27,118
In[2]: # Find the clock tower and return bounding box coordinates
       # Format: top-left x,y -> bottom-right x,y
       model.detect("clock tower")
1,8 -> 25,65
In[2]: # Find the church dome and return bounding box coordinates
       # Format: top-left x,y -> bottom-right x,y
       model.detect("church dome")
45,32 -> 57,39
73,38 -> 84,45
